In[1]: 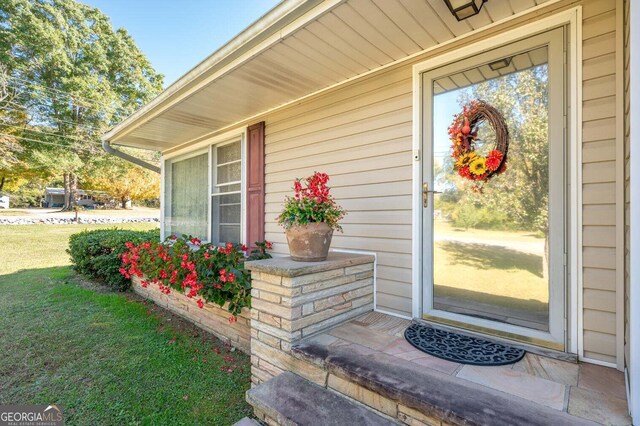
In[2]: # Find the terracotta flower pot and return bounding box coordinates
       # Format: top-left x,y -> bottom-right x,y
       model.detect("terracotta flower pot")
285,222 -> 333,262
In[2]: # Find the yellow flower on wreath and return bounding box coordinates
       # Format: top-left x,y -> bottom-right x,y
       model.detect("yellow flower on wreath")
455,152 -> 477,168
469,157 -> 487,175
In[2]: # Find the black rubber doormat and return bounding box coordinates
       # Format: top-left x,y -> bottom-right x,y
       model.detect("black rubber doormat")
404,323 -> 525,366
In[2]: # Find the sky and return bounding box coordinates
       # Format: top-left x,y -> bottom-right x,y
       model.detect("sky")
80,0 -> 281,87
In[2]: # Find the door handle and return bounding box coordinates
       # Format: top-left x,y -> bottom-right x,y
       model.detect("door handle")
423,182 -> 442,208
423,183 -> 428,208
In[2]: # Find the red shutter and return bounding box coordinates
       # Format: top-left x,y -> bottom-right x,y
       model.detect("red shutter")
246,122 -> 265,251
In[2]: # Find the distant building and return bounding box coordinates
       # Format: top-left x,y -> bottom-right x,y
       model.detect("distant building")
43,187 -> 114,208
43,188 -> 65,208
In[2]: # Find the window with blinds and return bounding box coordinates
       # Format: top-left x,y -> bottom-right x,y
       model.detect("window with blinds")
211,140 -> 242,245
164,152 -> 209,239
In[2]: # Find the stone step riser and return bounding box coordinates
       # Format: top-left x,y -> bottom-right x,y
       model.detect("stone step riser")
247,372 -> 397,426
290,338 -> 596,426
325,373 -> 440,425
253,348 -> 410,423
289,348 -> 444,425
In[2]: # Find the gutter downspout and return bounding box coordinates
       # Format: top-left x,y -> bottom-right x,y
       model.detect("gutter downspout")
629,0 -> 639,420
102,140 -> 160,174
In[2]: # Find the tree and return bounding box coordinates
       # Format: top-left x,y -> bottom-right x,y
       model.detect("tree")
438,65 -> 550,233
466,66 -> 549,233
83,148 -> 160,208
0,64 -> 26,191
0,0 -> 163,208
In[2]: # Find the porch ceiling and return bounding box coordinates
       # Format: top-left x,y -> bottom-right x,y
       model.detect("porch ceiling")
103,0 -> 554,152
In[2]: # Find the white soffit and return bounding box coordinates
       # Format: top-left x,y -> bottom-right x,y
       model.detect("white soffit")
104,0 -> 554,151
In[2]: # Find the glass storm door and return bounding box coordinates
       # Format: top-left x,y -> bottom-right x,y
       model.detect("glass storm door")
421,29 -> 566,349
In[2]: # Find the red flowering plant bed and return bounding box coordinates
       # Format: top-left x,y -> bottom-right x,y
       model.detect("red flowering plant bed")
119,236 -> 272,318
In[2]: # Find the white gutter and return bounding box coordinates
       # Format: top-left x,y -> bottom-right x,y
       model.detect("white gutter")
102,0 -> 321,144
102,140 -> 160,174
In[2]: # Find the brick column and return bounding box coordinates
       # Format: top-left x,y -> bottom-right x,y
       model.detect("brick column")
245,252 -> 375,386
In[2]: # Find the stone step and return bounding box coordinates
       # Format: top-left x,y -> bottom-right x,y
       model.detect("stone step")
233,417 -> 262,426
247,371 -> 398,425
291,335 -> 598,426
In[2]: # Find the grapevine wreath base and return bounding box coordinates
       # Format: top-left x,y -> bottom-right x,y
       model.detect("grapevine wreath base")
448,100 -> 509,189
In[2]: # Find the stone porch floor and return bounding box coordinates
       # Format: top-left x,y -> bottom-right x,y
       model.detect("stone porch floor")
317,311 -> 631,426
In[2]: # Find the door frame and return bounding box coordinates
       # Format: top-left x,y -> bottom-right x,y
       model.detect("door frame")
421,28 -> 566,349
410,8 -> 582,355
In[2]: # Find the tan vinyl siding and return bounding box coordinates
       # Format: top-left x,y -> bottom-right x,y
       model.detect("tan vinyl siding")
584,268 -> 617,291
581,0 -> 619,364
259,1 -> 625,347
263,66 -> 414,316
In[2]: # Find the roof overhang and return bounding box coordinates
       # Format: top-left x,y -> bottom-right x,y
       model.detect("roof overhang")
102,0 -> 333,150
103,0 -> 557,153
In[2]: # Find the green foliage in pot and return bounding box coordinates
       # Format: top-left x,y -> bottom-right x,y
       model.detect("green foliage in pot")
277,172 -> 346,231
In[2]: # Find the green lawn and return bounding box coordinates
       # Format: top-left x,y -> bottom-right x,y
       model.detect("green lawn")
0,209 -> 30,216
432,220 -> 549,327
432,220 -> 547,302
0,223 -> 252,425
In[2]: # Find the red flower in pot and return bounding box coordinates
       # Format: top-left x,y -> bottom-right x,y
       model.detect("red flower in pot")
277,172 -> 346,262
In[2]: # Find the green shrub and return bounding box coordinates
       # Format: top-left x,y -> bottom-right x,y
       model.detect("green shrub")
451,204 -> 510,230
68,228 -> 160,291
451,204 -> 481,230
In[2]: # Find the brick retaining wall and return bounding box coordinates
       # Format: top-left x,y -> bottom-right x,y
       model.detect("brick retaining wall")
129,252 -> 375,363
131,275 -> 251,353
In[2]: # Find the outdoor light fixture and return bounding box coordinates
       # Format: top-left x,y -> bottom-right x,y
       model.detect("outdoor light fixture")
443,0 -> 487,21
488,56 -> 513,71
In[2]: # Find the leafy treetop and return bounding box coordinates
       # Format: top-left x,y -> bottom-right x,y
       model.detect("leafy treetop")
0,0 -> 163,203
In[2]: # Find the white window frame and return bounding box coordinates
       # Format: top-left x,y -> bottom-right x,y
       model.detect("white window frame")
208,137 -> 246,246
161,128 -> 247,245
161,148 -> 210,241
